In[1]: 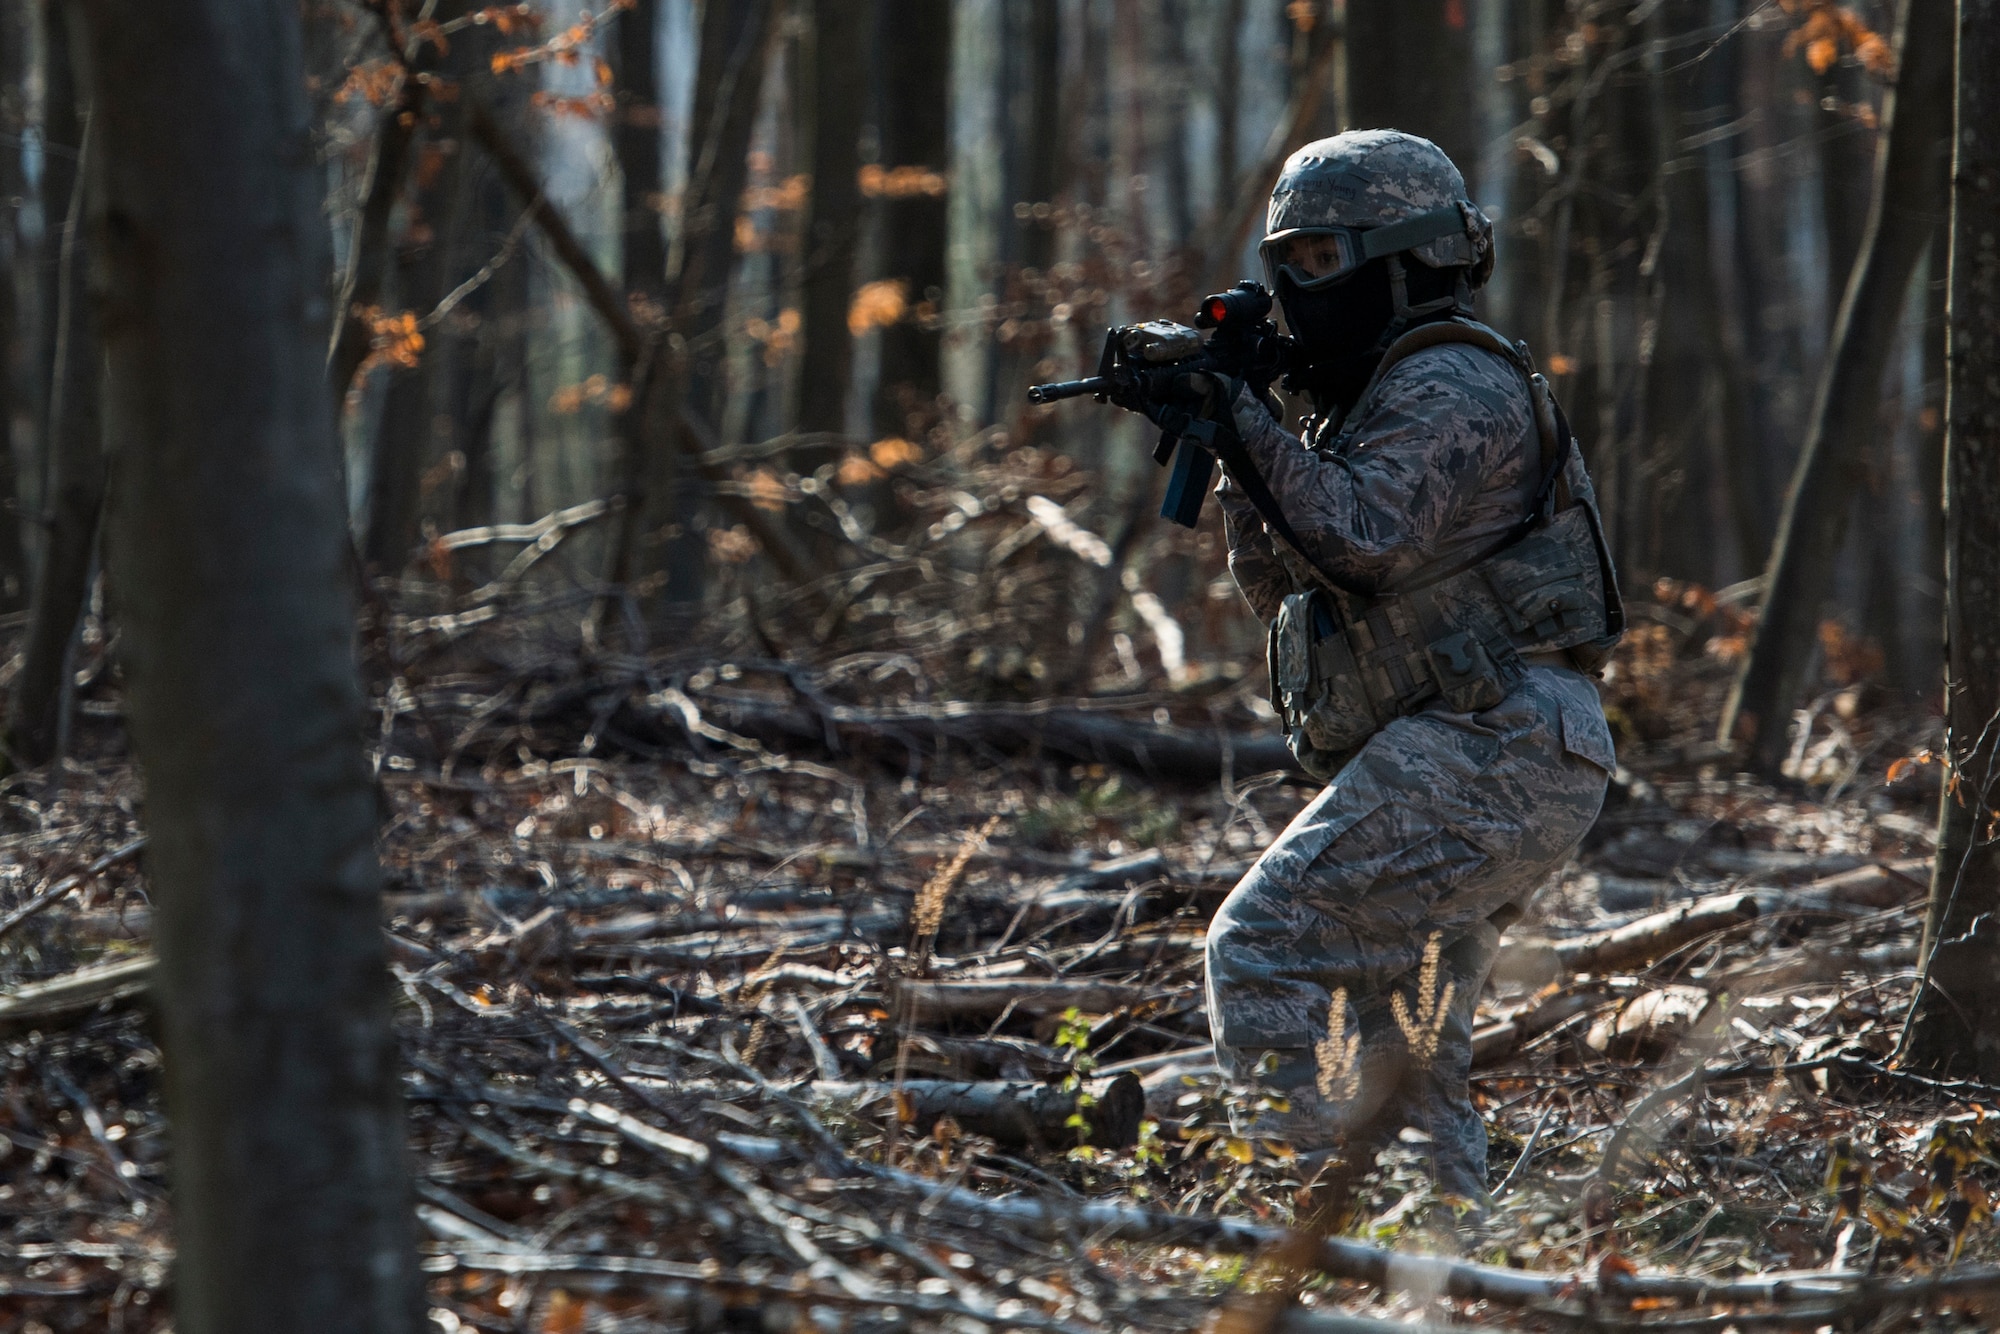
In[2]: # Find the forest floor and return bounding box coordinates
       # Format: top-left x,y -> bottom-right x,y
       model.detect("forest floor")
0,524 -> 1990,1331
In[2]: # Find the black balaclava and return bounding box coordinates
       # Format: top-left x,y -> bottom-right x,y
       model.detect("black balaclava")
1277,257 -> 1466,419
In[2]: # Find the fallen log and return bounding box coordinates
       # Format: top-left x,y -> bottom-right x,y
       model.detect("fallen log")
874,1154 -> 2000,1320
0,837 -> 148,943
1583,985 -> 1719,1061
573,906 -> 903,948
686,692 -> 1307,786
887,978 -> 1197,1023
1496,891 -> 1762,985
574,910 -> 905,966
888,1033 -> 1071,1080
616,1067 -> 1144,1150
1593,834 -> 1871,884
1560,891 -> 1762,972
1698,938 -> 1919,997
0,953 -> 155,1029
1470,986 -> 1613,1066
0,931 -> 447,1030
1784,857 -> 1929,911
815,1073 -> 1144,1149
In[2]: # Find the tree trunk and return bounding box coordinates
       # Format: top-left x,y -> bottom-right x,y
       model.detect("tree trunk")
1644,1 -> 1762,585
1818,58 -> 1880,323
362,134 -> 467,575
436,136 -> 516,542
1494,0 -> 1557,350
792,0 -> 871,452
1914,215 -> 1950,686
0,0 -> 29,613
639,0 -> 774,617
1344,0 -> 1476,171
616,0 -> 668,315
1551,15 -> 1658,576
362,2 -> 486,576
328,22 -> 437,406
10,3 -> 101,769
993,0 -> 1063,447
70,1 -> 421,1327
1215,0 -> 1242,207
1905,0 -> 2000,1078
1717,0 -> 1955,771
870,0 -> 952,442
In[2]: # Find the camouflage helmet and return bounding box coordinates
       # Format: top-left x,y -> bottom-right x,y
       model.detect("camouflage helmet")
1261,130 -> 1495,291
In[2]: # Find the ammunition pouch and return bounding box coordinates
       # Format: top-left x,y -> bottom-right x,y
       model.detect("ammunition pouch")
1267,498 -> 1614,780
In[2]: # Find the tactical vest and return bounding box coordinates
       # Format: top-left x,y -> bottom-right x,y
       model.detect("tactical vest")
1261,318 -> 1625,779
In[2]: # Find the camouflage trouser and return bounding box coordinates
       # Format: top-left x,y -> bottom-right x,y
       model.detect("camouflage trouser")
1205,664 -> 1614,1202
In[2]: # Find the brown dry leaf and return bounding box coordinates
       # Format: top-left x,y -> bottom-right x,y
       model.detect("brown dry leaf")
858,164 -> 949,199
1854,30 -> 1893,74
532,91 -> 613,120
870,437 -> 924,469
1887,750 -> 1935,784
357,308 -> 425,377
540,1290 -> 586,1334
744,468 -> 789,513
410,17 -> 448,55
334,60 -> 403,108
838,454 -> 885,485
707,525 -> 759,565
473,4 -> 538,36
848,279 -> 909,336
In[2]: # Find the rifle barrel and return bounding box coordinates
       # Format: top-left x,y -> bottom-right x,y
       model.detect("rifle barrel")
1026,376 -> 1112,404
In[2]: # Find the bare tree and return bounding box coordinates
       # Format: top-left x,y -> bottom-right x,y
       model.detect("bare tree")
1718,0 -> 1953,772
614,0 -> 775,622
0,0 -> 29,613
871,1 -> 952,442
1905,0 -> 2000,1078
991,0 -> 1063,439
66,0 -> 421,1326
329,8 -> 442,405
362,0 -> 483,575
1643,0 -> 1761,581
1345,0 -> 1475,169
616,0 -> 668,314
794,0 -> 873,456
9,1 -> 101,768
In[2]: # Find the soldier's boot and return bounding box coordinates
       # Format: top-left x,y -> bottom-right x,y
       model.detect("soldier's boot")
1217,1043 -> 1409,1159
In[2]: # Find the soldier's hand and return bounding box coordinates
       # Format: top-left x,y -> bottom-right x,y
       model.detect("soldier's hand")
1104,366 -> 1208,423
1129,369 -> 1234,428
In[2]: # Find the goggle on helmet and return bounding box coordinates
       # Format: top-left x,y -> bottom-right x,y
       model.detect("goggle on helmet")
1259,202 -> 1484,293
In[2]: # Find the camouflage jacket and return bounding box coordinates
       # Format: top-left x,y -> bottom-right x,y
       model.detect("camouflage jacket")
1217,340 -> 1536,620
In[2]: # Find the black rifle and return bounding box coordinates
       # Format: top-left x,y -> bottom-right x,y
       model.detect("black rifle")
1027,282 -> 1300,528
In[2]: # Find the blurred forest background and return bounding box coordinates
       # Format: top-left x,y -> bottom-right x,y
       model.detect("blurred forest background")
9,1 -> 2000,1330
0,0 -> 1944,737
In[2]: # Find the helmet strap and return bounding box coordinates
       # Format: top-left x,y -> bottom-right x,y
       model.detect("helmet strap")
1380,255 -> 1470,349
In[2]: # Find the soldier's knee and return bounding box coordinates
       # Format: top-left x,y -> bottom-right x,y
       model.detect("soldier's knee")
1204,864 -> 1276,959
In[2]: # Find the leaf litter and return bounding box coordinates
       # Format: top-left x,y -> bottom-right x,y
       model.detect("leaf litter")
0,465 -> 1988,1333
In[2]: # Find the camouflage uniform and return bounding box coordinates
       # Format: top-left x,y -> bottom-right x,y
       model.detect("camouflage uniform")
1204,133 -> 1616,1203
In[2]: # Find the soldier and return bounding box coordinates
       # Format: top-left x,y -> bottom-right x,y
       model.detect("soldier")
1127,131 -> 1624,1209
